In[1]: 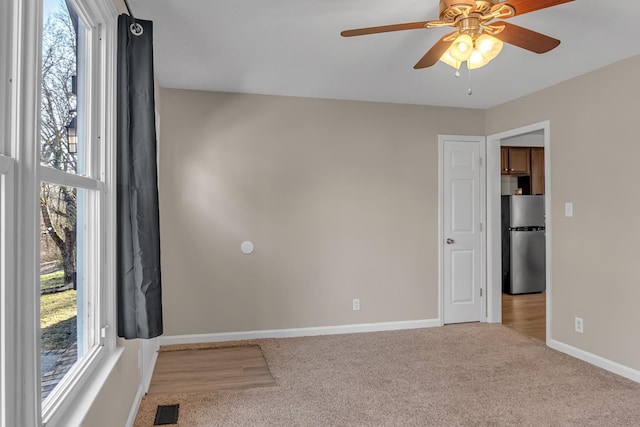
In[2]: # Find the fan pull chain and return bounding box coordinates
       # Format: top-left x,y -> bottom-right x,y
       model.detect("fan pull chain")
454,69 -> 460,78
468,67 -> 473,96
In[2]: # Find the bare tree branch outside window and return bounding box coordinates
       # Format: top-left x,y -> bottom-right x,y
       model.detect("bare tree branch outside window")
41,1 -> 78,286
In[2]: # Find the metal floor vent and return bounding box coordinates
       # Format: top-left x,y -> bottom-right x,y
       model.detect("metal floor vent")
154,404 -> 179,425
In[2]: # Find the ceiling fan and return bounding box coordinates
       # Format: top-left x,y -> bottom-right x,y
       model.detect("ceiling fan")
341,0 -> 574,71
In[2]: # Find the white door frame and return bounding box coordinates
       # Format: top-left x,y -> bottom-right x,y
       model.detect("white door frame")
438,135 -> 486,325
486,121 -> 552,344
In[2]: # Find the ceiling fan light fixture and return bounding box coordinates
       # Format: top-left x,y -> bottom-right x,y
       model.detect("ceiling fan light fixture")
341,0 -> 574,74
448,33 -> 474,61
477,34 -> 502,55
468,50 -> 488,69
439,32 -> 504,70
468,34 -> 503,69
439,49 -> 462,69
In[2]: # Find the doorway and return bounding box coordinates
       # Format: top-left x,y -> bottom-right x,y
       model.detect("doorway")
486,121 -> 551,343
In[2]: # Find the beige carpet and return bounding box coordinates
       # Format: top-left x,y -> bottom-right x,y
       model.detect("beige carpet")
134,324 -> 640,426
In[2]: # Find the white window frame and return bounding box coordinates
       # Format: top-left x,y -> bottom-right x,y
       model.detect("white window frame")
0,156 -> 17,427
0,1 -> 16,425
4,0 -> 120,425
0,0 -> 12,156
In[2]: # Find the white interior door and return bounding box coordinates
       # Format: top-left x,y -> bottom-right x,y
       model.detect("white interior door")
440,136 -> 484,324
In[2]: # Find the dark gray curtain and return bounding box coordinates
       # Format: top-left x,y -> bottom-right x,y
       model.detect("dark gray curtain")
116,14 -> 163,339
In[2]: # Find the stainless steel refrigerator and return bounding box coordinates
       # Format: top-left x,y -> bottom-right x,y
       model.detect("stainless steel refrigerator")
501,195 -> 546,294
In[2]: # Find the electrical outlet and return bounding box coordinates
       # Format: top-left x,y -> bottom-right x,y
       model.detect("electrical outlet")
352,299 -> 360,311
575,317 -> 583,334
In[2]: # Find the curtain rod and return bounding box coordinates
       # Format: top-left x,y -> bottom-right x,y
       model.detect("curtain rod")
123,0 -> 144,35
123,0 -> 136,20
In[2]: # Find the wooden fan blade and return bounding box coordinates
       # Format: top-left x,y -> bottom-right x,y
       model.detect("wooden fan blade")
414,33 -> 456,69
492,0 -> 574,17
341,21 -> 428,37
489,22 -> 560,53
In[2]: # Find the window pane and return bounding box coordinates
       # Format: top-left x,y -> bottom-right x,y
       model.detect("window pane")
41,0 -> 86,175
40,183 -> 90,401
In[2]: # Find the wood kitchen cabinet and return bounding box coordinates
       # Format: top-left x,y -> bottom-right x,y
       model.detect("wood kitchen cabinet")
501,147 -> 530,176
500,146 -> 545,195
500,147 -> 509,174
530,147 -> 545,195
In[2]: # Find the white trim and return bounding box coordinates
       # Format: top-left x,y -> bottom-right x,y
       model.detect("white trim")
548,339 -> 640,384
139,338 -> 159,393
14,0 -> 44,424
438,135 -> 486,325
437,138 -> 444,326
141,343 -> 159,394
479,138 -> 487,322
43,347 -> 124,427
98,0 -> 118,355
485,121 -> 551,341
0,156 -> 14,174
39,165 -> 101,190
125,344 -> 159,427
0,156 -> 16,427
125,376 -> 149,427
159,319 -> 441,347
1,2 -> 16,426
543,127 -> 552,343
485,139 -> 501,323
0,0 -> 11,156
42,345 -> 104,424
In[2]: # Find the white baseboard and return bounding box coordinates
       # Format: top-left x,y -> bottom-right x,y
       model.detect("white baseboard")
159,318 -> 441,347
125,341 -> 159,427
548,339 -> 640,383
125,379 -> 147,427
140,340 -> 160,393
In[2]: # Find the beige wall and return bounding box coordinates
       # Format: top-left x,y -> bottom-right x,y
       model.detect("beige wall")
158,90 -> 485,335
159,55 -> 640,369
486,54 -> 640,370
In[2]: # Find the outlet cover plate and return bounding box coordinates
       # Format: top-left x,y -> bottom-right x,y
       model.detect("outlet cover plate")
565,202 -> 574,217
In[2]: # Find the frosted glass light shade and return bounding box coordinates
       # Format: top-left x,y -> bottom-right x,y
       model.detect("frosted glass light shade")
439,49 -> 462,69
449,34 -> 473,62
468,34 -> 503,70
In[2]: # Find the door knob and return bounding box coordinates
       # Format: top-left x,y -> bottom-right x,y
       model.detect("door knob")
446,238 -> 455,244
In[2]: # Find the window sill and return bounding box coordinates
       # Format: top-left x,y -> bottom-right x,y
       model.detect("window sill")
43,345 -> 124,427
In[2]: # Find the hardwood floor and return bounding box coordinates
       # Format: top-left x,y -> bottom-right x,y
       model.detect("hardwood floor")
502,292 -> 546,341
147,345 -> 276,395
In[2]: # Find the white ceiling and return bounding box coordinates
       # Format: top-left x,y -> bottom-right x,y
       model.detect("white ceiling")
128,0 -> 640,109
